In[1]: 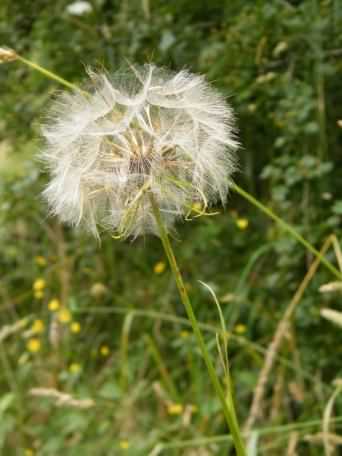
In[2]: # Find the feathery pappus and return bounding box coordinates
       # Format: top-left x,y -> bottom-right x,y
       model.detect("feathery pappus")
41,64 -> 238,238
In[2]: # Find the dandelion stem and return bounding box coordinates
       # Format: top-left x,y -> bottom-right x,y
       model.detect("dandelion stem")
232,183 -> 342,281
149,194 -> 246,456
14,53 -> 80,92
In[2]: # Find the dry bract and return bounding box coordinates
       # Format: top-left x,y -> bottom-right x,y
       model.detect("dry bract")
0,47 -> 17,63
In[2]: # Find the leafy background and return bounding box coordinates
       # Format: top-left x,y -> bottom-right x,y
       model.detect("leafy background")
0,0 -> 341,454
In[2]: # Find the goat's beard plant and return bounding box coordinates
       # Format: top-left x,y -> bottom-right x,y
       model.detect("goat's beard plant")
40,64 -> 246,455
41,65 -> 237,238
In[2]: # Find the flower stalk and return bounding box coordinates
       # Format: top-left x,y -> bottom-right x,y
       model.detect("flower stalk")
149,193 -> 246,456
14,52 -> 80,91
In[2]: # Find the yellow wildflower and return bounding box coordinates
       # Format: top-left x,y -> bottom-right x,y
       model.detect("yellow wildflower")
180,330 -> 190,339
24,450 -> 34,456
35,256 -> 47,267
31,319 -> 45,334
167,403 -> 183,415
48,298 -> 60,311
58,308 -> 71,324
70,322 -> 81,333
100,345 -> 110,357
236,218 -> 249,230
234,324 -> 247,334
34,290 -> 44,300
33,278 -> 45,292
119,440 -> 130,449
69,363 -> 81,374
153,261 -> 166,274
27,338 -> 41,353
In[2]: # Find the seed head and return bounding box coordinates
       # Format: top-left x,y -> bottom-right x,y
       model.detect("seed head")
41,64 -> 238,238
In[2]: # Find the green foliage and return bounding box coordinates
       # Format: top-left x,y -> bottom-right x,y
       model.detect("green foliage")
0,0 -> 342,454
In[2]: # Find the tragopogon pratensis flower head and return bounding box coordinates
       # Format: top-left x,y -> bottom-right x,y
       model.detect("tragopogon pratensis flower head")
41,64 -> 238,239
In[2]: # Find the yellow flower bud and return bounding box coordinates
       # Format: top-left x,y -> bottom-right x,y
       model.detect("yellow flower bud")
234,324 -> 247,334
31,319 -> 45,334
58,308 -> 71,324
236,218 -> 249,230
167,403 -> 183,415
154,261 -> 166,274
70,322 -> 81,333
27,338 -> 41,353
69,363 -> 81,374
33,278 -> 46,291
35,256 -> 47,266
24,449 -> 34,456
34,290 -> 44,300
100,345 -> 110,357
48,298 -> 60,311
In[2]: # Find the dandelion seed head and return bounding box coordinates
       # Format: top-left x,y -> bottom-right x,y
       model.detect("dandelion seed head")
41,64 -> 238,238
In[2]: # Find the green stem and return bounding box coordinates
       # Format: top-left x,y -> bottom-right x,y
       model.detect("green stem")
15,54 -> 81,91
144,334 -> 180,401
232,183 -> 342,281
149,194 -> 246,456
157,415 -> 342,450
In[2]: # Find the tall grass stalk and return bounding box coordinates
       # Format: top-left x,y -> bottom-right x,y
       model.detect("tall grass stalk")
154,416 -> 342,451
232,183 -> 342,280
149,194 -> 246,456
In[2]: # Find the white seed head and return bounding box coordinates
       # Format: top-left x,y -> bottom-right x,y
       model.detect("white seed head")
40,64 -> 238,239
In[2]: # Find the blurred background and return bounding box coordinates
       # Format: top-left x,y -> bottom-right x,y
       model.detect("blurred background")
0,0 -> 341,454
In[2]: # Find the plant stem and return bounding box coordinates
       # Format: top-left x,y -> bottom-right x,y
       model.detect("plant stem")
232,183 -> 342,281
149,194 -> 246,456
157,416 -> 342,450
14,53 -> 81,92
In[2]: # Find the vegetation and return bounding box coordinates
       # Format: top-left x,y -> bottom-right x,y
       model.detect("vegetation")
0,0 -> 341,454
